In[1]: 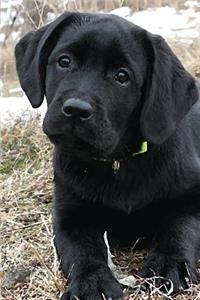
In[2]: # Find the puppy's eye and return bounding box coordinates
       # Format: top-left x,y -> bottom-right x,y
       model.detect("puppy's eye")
58,56 -> 71,68
115,70 -> 130,84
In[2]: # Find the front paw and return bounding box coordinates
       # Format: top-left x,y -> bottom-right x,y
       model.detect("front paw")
61,267 -> 122,300
139,251 -> 198,293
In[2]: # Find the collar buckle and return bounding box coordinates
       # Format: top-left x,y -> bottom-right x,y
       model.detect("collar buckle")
112,160 -> 120,174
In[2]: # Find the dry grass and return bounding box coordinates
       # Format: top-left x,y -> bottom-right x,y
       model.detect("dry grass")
0,116 -> 66,299
1,116 -> 200,299
169,38 -> 200,78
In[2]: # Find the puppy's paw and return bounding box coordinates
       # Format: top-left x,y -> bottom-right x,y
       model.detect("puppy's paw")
139,251 -> 198,294
61,267 -> 122,300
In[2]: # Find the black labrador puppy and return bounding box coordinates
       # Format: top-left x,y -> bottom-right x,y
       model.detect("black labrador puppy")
15,12 -> 200,299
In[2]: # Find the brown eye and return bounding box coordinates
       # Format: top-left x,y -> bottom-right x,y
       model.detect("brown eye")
115,70 -> 130,84
58,56 -> 71,68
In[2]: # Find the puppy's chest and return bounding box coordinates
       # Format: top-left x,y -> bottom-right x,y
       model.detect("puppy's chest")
74,167 -> 155,213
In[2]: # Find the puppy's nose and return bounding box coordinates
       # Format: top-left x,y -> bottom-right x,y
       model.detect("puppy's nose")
62,98 -> 93,120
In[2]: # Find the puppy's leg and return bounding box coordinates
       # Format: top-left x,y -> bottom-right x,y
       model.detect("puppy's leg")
140,205 -> 200,293
54,204 -> 122,300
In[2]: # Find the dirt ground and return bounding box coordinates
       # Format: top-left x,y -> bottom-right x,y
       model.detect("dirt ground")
1,109 -> 200,300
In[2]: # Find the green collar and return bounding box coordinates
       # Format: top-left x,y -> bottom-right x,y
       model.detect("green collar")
93,141 -> 148,174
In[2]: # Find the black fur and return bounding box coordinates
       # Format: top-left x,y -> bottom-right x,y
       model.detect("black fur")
15,12 -> 200,299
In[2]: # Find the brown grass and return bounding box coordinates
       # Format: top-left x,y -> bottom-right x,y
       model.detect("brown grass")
169,38 -> 200,78
1,116 -> 200,299
0,116 -> 65,299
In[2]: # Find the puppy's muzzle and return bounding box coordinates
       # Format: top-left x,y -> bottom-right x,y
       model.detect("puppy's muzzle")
62,98 -> 93,121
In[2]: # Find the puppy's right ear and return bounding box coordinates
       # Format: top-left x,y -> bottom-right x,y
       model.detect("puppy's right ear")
15,12 -> 74,108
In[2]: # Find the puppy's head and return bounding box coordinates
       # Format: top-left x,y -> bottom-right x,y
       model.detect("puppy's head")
15,12 -> 198,160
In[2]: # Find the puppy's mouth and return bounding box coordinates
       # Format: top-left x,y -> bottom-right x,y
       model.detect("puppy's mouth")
48,133 -> 141,166
48,133 -> 119,159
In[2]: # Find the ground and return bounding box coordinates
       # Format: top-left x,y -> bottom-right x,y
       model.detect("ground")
1,116 -> 200,300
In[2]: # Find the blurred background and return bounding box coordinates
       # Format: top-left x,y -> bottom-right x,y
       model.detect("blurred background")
0,0 -> 200,102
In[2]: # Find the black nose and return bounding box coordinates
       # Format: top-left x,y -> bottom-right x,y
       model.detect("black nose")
62,98 -> 93,120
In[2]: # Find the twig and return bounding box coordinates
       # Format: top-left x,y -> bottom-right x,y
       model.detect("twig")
0,221 -> 46,235
20,4 -> 38,29
29,243 -> 63,292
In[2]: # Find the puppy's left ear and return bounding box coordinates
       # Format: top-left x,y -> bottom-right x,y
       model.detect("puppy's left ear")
140,34 -> 199,144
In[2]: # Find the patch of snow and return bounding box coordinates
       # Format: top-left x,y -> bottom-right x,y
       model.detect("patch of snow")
185,0 -> 199,8
126,6 -> 200,42
11,31 -> 21,40
1,0 -> 22,9
0,33 -> 6,43
47,12 -> 57,23
9,86 -> 23,93
0,12 -> 9,27
0,94 -> 47,125
174,28 -> 199,39
110,6 -> 131,18
1,1 -> 24,27
14,16 -> 24,26
0,80 -> 4,89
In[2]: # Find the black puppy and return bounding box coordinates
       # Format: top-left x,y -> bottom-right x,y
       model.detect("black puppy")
15,12 -> 200,299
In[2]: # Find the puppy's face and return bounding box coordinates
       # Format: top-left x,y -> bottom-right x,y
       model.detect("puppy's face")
43,18 -> 146,159
15,12 -> 198,160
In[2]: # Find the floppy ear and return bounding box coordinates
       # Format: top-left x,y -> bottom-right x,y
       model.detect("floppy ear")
15,12 -> 74,108
140,34 -> 199,144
